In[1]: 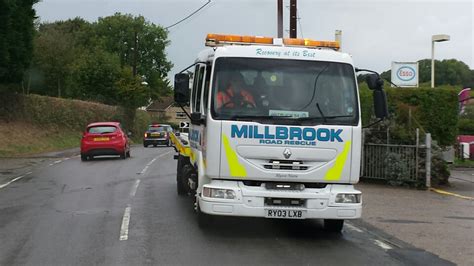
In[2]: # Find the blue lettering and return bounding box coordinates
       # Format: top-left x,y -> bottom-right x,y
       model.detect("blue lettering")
249,125 -> 253,138
276,127 -> 288,139
264,127 -> 275,139
254,126 -> 264,139
302,128 -> 316,141
331,129 -> 343,142
289,127 -> 302,140
231,125 -> 247,138
317,128 -> 330,141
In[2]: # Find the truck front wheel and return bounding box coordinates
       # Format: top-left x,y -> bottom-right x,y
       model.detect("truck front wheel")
176,155 -> 189,196
323,219 -> 344,233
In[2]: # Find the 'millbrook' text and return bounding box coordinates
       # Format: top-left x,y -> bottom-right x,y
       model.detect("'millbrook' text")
230,125 -> 343,146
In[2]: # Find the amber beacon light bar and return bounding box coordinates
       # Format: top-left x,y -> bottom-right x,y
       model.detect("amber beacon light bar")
205,33 -> 340,50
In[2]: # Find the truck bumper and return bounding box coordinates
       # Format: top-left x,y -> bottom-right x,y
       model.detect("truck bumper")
198,180 -> 362,220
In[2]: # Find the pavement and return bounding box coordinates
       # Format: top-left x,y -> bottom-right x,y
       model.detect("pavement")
356,168 -> 474,266
0,146 -> 465,265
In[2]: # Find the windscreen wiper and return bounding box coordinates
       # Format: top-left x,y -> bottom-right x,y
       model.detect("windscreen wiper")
316,103 -> 327,123
295,114 -> 354,124
228,115 -> 292,121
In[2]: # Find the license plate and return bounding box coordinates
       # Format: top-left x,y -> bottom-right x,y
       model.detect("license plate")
93,137 -> 109,141
265,209 -> 306,219
151,133 -> 161,136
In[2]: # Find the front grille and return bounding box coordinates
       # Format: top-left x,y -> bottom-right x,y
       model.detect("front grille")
265,183 -> 304,191
265,197 -> 305,207
262,160 -> 309,171
242,181 -> 327,189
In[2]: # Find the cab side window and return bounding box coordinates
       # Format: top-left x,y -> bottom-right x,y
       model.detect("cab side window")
202,65 -> 211,114
191,65 -> 200,112
193,65 -> 205,113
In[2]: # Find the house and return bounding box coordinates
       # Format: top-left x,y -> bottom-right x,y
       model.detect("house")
146,96 -> 190,125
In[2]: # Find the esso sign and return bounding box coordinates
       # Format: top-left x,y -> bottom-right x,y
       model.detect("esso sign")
396,66 -> 416,81
391,62 -> 419,87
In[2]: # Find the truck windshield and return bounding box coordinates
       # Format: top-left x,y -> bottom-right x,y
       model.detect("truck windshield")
211,57 -> 358,125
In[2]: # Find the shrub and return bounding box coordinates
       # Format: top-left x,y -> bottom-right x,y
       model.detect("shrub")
0,92 -> 151,136
360,84 -> 459,146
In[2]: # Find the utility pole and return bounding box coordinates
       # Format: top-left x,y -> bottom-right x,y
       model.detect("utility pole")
277,0 -> 283,38
289,0 -> 297,38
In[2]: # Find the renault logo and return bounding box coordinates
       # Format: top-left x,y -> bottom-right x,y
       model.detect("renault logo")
283,148 -> 292,159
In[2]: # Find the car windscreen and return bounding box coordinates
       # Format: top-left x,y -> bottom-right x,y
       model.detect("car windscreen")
88,126 -> 117,134
211,57 -> 358,125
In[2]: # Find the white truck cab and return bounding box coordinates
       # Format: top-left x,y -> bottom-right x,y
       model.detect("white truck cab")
172,34 -> 387,232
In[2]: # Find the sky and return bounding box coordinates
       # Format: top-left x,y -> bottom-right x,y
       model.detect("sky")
35,0 -> 473,80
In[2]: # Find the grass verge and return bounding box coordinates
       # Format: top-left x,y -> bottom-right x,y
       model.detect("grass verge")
452,159 -> 474,168
0,122 -> 81,157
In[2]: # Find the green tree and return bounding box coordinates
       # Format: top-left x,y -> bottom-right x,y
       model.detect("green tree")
30,19 -> 97,97
70,48 -> 122,104
0,0 -> 38,85
32,25 -> 76,97
95,13 -> 173,100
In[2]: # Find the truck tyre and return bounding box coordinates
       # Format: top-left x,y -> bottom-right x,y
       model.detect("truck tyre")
176,155 -> 187,196
324,219 -> 344,233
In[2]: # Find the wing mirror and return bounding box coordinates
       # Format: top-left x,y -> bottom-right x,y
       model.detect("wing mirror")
365,74 -> 389,119
174,73 -> 190,105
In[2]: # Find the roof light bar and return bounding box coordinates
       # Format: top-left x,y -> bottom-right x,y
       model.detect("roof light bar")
205,33 -> 340,50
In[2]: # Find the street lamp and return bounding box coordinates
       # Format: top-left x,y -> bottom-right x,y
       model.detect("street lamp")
431,34 -> 450,88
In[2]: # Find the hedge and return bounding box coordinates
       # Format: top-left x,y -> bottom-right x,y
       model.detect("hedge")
359,84 -> 459,146
0,93 -> 151,141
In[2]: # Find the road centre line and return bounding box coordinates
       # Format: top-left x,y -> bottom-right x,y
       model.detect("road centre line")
130,179 -> 140,198
121,150 -> 173,241
0,171 -> 33,189
374,239 -> 393,250
119,205 -> 132,241
137,150 -> 173,175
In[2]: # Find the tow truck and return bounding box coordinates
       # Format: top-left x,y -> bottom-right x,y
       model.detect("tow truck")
171,33 -> 388,231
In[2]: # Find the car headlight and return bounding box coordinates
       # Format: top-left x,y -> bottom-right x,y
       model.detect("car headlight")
203,187 -> 236,199
335,194 -> 361,203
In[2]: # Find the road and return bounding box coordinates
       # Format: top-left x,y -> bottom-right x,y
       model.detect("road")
0,146 -> 453,265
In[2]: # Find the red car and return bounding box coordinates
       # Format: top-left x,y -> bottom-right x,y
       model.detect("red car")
80,122 -> 131,161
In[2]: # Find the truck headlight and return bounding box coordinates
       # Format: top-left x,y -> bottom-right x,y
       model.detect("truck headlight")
203,187 -> 236,199
335,194 -> 361,203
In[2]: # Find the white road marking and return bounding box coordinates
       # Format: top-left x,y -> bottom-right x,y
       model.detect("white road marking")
119,205 -> 132,241
120,150 -> 173,241
137,150 -> 173,175
0,171 -> 33,189
345,223 -> 364,233
49,160 -> 62,166
374,239 -> 393,250
130,179 -> 140,198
